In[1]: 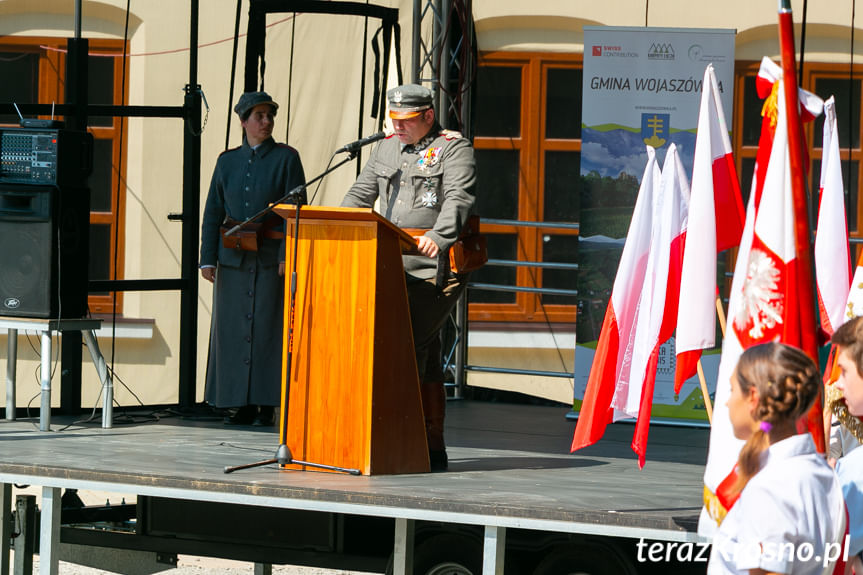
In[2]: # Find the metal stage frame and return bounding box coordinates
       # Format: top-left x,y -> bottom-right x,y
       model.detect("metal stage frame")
0,401 -> 707,575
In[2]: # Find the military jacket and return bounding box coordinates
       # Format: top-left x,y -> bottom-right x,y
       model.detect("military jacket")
200,137 -> 305,269
341,124 -> 476,280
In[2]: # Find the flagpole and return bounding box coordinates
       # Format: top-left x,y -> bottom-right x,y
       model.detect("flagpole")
696,359 -> 714,424
778,0 -> 826,451
693,292 -> 728,426
715,295 -> 727,336
694,289 -> 729,426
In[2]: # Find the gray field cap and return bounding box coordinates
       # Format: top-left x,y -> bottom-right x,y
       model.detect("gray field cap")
234,91 -> 278,118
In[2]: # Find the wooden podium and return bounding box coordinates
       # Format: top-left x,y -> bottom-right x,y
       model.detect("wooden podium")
272,205 -> 430,475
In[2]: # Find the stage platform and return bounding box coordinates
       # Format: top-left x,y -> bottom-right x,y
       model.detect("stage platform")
0,400 -> 710,573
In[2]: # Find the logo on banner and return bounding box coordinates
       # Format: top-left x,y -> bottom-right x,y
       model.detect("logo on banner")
591,44 -> 638,58
641,113 -> 669,148
648,43 -> 675,60
688,44 -> 704,61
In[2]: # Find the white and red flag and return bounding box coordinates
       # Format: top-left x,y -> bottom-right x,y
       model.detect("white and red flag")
814,96 -> 852,337
818,98 -> 859,466
699,64 -> 824,535
572,144 -> 689,468
674,64 -> 746,392
571,147 -> 660,460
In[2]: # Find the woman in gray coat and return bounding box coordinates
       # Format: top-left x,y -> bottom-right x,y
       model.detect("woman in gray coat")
200,91 -> 305,426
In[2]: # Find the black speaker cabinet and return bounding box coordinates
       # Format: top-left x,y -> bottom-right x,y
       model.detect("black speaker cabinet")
0,184 -> 90,318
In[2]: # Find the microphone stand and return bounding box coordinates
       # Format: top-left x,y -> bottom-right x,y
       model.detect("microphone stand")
221,151 -> 357,238
224,150 -> 364,476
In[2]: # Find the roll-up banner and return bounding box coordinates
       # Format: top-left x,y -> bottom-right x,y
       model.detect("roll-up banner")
575,27 -> 736,423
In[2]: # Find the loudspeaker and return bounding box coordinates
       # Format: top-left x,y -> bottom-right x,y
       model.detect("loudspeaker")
0,184 -> 90,318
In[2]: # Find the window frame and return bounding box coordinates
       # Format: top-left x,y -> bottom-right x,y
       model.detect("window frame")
472,51 -> 581,324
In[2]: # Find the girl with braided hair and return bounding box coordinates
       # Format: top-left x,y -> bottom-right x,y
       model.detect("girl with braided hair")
831,316 -> 863,574
708,342 -> 846,575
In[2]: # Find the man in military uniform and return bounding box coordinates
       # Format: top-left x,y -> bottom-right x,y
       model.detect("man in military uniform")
341,84 -> 476,470
200,91 -> 306,426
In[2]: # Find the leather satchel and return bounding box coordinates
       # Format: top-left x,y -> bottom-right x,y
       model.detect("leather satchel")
404,214 -> 488,274
221,218 -> 263,252
449,215 -> 487,274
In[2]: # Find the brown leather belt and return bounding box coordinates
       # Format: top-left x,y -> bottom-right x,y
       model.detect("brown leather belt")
262,229 -> 285,240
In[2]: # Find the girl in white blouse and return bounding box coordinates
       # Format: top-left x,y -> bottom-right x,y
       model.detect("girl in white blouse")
708,342 -> 846,575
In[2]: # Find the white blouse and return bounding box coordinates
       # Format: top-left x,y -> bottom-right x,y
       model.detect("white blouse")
708,434 -> 846,575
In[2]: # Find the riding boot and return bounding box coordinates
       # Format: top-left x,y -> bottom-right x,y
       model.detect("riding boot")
421,381 -> 448,471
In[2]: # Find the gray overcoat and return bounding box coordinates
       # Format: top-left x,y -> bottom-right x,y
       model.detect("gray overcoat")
200,137 -> 305,408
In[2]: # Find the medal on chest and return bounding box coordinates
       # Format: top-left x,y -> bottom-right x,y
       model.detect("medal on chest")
420,187 -> 438,207
419,176 -> 439,207
416,147 -> 442,171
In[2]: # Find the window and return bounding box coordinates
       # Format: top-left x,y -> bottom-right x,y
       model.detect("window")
472,53 -> 581,323
0,37 -> 128,314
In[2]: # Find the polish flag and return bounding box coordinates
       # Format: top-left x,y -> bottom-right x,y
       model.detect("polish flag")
571,147 -> 660,459
699,73 -> 824,536
626,144 -> 690,467
572,145 -> 689,468
815,96 -> 851,337
674,64 -> 746,392
815,113 -> 863,436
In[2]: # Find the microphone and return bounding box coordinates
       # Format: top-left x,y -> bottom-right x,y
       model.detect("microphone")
336,131 -> 387,154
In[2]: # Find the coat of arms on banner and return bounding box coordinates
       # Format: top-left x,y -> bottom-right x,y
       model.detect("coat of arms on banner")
641,113 -> 670,148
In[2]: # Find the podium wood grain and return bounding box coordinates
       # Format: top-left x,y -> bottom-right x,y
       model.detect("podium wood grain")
273,206 -> 430,475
